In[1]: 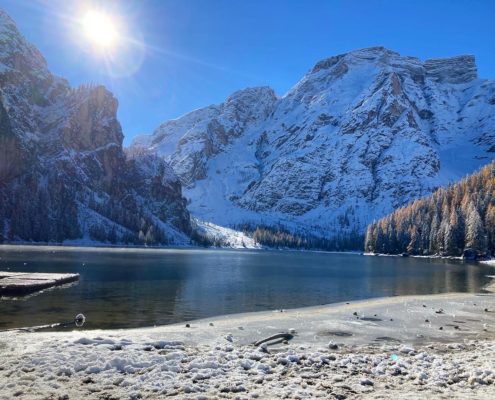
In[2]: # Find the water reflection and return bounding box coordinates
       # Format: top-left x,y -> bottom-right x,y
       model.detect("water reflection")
0,247 -> 494,330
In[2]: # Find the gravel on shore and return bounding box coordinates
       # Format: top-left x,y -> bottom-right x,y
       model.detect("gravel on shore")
1,291 -> 495,399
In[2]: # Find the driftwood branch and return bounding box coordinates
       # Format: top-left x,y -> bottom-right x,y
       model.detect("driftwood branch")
254,333 -> 294,347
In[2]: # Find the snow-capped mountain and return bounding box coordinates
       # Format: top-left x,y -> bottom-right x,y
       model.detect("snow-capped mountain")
131,46 -> 495,238
0,10 -> 190,244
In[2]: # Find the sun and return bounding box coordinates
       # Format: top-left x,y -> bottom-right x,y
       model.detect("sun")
73,7 -> 145,76
82,10 -> 118,48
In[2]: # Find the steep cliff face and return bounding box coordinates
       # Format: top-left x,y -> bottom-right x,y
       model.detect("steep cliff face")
0,10 -> 191,245
131,46 -> 495,238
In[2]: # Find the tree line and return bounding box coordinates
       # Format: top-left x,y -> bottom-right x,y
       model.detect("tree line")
365,161 -> 495,257
234,223 -> 363,251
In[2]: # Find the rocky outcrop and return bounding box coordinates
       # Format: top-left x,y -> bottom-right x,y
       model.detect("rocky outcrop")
424,55 -> 477,84
0,10 -> 191,245
131,46 -> 495,239
0,100 -> 22,182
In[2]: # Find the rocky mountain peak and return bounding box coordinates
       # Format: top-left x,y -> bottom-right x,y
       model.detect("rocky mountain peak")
226,86 -> 276,102
132,46 -> 495,242
131,85 -> 278,185
223,86 -> 277,124
308,47 -> 478,87
0,9 -> 48,77
340,46 -> 403,64
424,55 -> 477,84
310,47 -> 404,74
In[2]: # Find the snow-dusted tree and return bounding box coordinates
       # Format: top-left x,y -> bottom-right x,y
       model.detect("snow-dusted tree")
364,161 -> 495,256
485,204 -> 495,254
464,201 -> 485,252
407,226 -> 418,254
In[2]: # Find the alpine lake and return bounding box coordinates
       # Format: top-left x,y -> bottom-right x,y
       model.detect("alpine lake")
1,246 -> 494,331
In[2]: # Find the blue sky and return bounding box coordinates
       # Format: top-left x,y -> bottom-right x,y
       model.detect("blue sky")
2,0 -> 495,145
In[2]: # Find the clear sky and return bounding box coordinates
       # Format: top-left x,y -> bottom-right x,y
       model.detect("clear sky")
1,0 -> 495,145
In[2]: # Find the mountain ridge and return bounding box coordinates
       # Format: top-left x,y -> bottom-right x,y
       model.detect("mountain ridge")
2,4 -> 494,249
131,46 -> 495,241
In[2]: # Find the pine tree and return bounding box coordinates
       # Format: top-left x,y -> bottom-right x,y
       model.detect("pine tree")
485,204 -> 495,255
407,226 -> 418,254
464,201 -> 485,253
364,161 -> 495,257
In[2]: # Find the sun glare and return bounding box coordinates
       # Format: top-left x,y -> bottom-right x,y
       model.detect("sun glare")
74,6 -> 146,77
82,10 -> 118,48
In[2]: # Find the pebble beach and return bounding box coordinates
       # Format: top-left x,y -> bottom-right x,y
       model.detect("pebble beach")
1,291 -> 495,399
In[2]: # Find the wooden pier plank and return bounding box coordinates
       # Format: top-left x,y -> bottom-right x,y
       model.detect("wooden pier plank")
0,272 -> 79,296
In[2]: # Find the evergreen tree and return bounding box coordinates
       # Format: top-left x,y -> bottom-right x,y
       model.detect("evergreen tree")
465,201 -> 485,252
364,161 -> 495,257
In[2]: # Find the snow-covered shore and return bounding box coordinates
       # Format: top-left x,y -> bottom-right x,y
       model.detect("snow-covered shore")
363,252 -> 464,260
1,292 -> 495,399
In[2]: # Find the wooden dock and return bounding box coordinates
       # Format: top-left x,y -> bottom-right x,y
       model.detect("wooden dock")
0,271 -> 80,296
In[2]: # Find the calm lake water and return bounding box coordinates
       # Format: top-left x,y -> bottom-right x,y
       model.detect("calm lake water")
1,246 -> 494,331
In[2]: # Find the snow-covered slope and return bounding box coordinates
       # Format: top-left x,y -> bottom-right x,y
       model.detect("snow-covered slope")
132,87 -> 277,186
0,10 -> 191,245
191,218 -> 259,249
131,47 -> 495,238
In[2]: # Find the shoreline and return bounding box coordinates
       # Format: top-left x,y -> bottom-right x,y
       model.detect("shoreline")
53,291 -> 495,346
364,252 -> 495,265
363,251 -> 464,261
0,243 -> 361,255
2,291 -> 495,399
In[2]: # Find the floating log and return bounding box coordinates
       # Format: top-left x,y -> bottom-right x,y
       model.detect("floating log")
0,272 -> 79,296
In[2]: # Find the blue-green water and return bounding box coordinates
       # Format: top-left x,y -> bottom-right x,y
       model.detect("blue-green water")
0,246 -> 494,330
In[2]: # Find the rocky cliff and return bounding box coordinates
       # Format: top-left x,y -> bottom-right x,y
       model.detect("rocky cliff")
131,47 -> 495,240
0,10 -> 191,245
